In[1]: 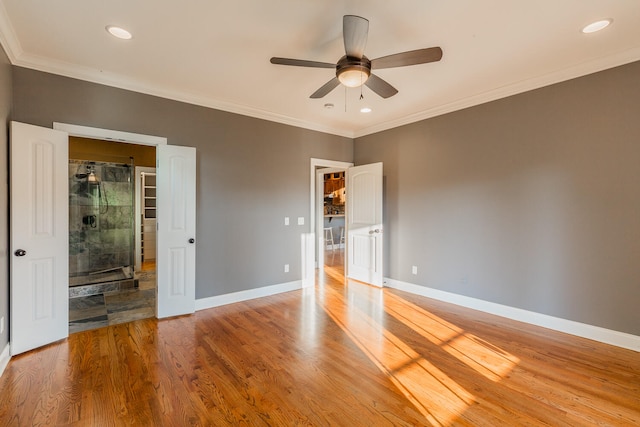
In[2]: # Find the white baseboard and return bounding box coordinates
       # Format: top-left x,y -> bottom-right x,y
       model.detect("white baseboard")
385,278 -> 640,352
195,280 -> 303,311
0,343 -> 10,377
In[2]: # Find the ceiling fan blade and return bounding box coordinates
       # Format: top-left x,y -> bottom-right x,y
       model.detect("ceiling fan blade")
371,47 -> 443,69
310,77 -> 340,98
270,57 -> 335,69
365,74 -> 398,99
343,15 -> 369,58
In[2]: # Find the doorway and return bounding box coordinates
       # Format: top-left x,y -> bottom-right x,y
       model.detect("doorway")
67,136 -> 157,333
309,159 -> 385,289
322,170 -> 346,275
309,159 -> 353,284
11,121 -> 196,355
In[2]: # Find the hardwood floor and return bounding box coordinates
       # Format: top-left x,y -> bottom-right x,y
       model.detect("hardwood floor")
1,254 -> 639,425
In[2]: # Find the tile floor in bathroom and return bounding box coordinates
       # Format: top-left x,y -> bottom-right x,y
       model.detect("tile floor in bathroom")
69,267 -> 156,334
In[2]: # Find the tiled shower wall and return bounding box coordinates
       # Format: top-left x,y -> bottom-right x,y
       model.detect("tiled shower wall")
69,160 -> 134,280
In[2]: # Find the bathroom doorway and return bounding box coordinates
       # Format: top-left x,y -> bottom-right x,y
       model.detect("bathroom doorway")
67,136 -> 157,333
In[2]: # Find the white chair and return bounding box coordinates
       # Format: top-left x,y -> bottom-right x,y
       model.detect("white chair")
339,226 -> 345,250
324,227 -> 335,251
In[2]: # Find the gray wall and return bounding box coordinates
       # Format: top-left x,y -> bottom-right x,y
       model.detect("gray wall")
11,67 -> 353,299
0,43 -> 11,350
355,61 -> 640,335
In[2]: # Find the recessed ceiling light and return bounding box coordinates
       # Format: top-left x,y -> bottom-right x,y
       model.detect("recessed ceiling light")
324,103 -> 334,109
106,25 -> 132,40
360,107 -> 372,113
582,19 -> 612,34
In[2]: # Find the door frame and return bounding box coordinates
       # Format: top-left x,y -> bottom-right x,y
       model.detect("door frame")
308,158 -> 353,278
53,122 -> 167,314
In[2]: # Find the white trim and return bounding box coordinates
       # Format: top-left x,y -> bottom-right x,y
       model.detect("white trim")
18,54 -> 354,137
53,123 -> 167,146
195,280 -> 302,311
354,47 -> 640,138
301,233 -> 315,288
0,1 -> 22,63
0,343 -> 10,377
53,123 -> 174,321
385,278 -> 640,352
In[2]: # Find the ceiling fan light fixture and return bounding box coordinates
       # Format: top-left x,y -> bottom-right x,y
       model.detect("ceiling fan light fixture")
581,19 -> 612,34
337,66 -> 370,88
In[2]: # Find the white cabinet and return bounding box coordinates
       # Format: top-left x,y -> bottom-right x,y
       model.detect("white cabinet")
141,172 -> 156,261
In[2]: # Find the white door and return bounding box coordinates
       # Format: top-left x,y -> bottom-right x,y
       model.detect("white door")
346,162 -> 383,287
10,122 -> 69,355
156,145 -> 196,318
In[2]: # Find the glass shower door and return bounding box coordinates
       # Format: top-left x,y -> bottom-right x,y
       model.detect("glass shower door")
68,159 -> 135,288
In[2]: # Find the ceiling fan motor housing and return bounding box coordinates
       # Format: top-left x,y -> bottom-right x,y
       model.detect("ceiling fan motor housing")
336,55 -> 371,87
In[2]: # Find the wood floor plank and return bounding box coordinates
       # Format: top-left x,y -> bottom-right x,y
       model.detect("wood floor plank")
1,261 -> 639,425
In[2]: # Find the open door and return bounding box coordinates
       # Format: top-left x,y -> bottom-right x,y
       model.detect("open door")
156,145 -> 196,318
346,162 -> 383,287
10,122 -> 69,355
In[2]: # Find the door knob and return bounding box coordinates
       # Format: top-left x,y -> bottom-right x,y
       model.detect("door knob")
188,238 -> 195,244
14,249 -> 27,257
368,229 -> 381,235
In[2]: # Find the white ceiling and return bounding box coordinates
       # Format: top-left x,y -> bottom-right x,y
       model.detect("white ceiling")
1,1 -> 639,138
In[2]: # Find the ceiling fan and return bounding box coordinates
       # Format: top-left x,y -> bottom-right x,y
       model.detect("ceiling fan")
270,15 -> 443,99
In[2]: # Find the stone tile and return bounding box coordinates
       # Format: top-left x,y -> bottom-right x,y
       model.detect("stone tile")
69,294 -> 108,322
103,182 -> 133,206
137,279 -> 156,291
70,306 -> 108,323
104,289 -> 155,313
135,270 -> 156,290
107,307 -> 155,325
103,166 -> 131,182
69,280 -> 120,295
69,293 -> 105,309
113,229 -> 133,247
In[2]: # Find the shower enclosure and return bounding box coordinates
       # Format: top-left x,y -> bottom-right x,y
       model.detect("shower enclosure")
69,159 -> 136,292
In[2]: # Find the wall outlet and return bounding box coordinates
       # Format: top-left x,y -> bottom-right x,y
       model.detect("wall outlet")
297,217 -> 304,225
284,264 -> 289,273
284,217 -> 289,226
0,316 -> 4,334
412,266 -> 418,275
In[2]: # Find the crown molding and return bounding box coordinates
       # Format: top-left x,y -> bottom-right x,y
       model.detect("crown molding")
0,0 -> 23,62
11,50 -> 355,138
354,47 -> 640,138
0,1 -> 353,138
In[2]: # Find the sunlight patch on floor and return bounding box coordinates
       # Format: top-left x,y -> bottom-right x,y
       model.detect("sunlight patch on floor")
319,284 -> 476,425
384,292 -> 520,382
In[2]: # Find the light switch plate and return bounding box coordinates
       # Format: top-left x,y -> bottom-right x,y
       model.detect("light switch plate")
297,217 -> 304,225
284,217 -> 289,226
